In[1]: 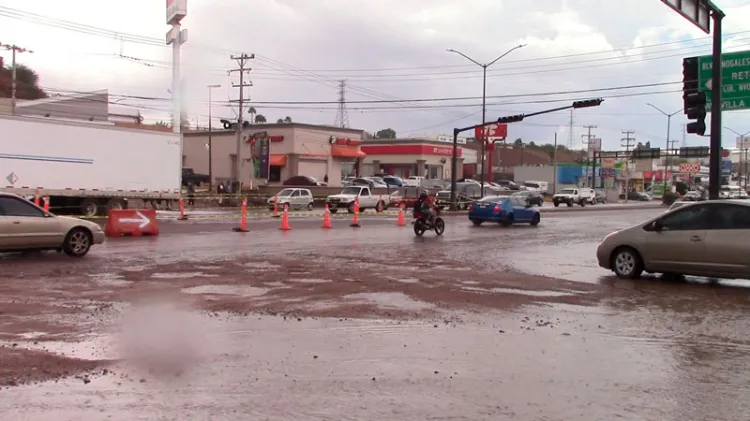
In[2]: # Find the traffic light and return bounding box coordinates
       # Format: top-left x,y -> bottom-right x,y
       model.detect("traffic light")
497,114 -> 524,124
685,91 -> 707,135
572,98 -> 603,108
682,57 -> 699,105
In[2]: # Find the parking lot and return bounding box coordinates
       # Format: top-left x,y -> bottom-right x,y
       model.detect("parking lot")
1,205 -> 749,421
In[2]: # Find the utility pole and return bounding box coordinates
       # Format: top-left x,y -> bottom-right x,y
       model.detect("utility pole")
0,43 -> 33,115
207,84 -> 221,189
229,53 -> 254,192
567,109 -> 575,149
667,138 -> 679,191
621,131 -> 636,202
582,125 -> 597,187
552,132 -> 558,194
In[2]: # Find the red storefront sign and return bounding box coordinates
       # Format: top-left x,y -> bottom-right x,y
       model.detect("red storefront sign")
360,144 -> 462,157
246,135 -> 284,142
474,123 -> 508,139
328,136 -> 362,146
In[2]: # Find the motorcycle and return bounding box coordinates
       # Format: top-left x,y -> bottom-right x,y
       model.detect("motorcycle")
413,206 -> 445,236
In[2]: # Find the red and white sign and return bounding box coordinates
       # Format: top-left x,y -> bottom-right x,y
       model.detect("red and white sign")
105,209 -> 159,237
328,136 -> 362,146
167,0 -> 187,25
360,144 -> 462,157
474,123 -> 508,140
247,135 -> 284,143
679,163 -> 701,174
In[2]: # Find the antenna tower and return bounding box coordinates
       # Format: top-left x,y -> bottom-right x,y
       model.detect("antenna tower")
334,80 -> 350,128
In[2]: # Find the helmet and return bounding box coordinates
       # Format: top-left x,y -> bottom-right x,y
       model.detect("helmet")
419,192 -> 428,200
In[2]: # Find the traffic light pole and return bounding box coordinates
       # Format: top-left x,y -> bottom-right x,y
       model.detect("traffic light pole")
449,99 -> 603,210
708,10 -> 724,200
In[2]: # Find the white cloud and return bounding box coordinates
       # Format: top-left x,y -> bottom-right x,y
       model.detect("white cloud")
1,0 -> 749,150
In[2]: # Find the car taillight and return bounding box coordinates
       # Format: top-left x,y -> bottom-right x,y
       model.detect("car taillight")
493,204 -> 501,212
468,204 -> 474,211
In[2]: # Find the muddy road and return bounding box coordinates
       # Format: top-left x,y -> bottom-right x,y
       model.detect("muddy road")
1,207 -> 749,420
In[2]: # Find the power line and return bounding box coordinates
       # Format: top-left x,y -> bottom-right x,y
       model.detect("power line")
3,4 -> 749,77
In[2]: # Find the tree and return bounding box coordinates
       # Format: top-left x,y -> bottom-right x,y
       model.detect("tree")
513,138 -> 523,147
0,63 -> 48,100
277,118 -> 284,124
255,114 -> 267,123
376,128 -> 397,139
283,116 -> 292,123
247,106 -> 256,123
154,121 -> 170,127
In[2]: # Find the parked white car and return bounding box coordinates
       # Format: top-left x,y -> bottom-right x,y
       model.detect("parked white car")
267,188 -> 315,210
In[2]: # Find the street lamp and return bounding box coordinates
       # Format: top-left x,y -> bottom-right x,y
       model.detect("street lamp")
646,103 -> 682,191
725,126 -> 750,190
447,44 -> 526,196
207,84 -> 221,189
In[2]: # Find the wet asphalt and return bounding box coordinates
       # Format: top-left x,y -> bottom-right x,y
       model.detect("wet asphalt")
1,206 -> 750,420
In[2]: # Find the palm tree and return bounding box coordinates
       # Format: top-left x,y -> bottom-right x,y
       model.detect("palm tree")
254,114 -> 267,124
247,106 -> 256,124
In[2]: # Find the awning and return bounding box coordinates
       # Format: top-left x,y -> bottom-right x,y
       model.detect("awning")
270,154 -> 287,166
331,144 -> 367,159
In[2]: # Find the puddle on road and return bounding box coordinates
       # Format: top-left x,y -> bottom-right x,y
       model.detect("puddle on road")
242,261 -> 281,270
181,285 -> 268,297
386,276 -> 420,284
345,292 -> 435,311
287,278 -> 331,284
151,272 -> 219,279
460,286 -> 578,297
88,273 -> 133,287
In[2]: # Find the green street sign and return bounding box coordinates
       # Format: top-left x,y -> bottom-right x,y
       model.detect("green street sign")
698,50 -> 750,111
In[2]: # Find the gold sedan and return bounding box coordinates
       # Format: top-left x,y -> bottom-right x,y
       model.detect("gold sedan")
0,193 -> 105,257
597,200 -> 750,279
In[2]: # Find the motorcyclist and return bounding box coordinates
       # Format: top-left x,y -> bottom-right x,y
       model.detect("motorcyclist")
414,192 -> 436,227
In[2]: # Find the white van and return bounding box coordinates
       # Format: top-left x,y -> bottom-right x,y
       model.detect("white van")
522,181 -> 549,194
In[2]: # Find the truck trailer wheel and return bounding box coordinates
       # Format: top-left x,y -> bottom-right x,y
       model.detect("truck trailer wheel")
80,198 -> 100,218
107,198 -> 126,212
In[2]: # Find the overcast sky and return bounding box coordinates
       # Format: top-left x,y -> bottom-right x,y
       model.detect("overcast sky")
1,0 -> 750,150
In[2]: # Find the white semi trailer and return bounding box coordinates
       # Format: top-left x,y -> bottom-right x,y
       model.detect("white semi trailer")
0,115 -> 182,217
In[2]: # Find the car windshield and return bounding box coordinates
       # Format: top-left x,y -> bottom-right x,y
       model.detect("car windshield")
523,182 -> 539,188
277,189 -> 294,197
308,176 -> 319,182
341,187 -> 363,195
560,189 -> 576,194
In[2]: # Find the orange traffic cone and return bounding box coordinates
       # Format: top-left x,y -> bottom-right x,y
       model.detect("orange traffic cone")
397,203 -> 406,227
350,197 -> 361,228
322,204 -> 332,229
279,206 -> 291,231
233,197 -> 249,232
43,196 -> 50,212
34,193 -> 40,206
272,195 -> 280,218
178,197 -> 188,220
